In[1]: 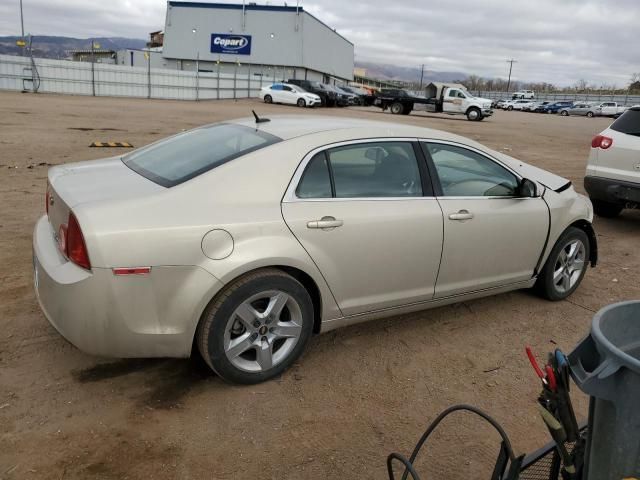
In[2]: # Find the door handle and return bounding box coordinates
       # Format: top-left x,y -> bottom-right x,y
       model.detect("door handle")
448,210 -> 474,221
307,216 -> 343,229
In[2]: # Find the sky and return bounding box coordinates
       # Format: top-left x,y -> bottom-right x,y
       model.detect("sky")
1,0 -> 638,87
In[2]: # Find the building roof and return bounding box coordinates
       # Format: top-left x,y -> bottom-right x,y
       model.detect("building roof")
167,1 -> 353,46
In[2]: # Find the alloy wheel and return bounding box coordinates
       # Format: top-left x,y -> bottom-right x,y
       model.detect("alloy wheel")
223,290 -> 303,372
553,240 -> 586,294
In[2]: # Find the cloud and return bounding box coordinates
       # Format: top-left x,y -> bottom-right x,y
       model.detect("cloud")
0,0 -> 636,87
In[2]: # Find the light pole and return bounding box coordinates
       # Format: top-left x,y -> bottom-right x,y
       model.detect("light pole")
419,64 -> 425,90
19,0 -> 26,55
192,28 -> 199,101
506,59 -> 517,93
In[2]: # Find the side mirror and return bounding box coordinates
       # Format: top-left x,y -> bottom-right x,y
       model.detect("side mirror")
519,178 -> 539,198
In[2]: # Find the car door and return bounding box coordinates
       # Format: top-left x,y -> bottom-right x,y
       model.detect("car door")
443,89 -> 465,114
421,141 -> 549,298
282,140 -> 444,316
269,84 -> 284,103
281,85 -> 297,105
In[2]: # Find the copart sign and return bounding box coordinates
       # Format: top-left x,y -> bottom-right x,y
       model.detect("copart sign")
210,34 -> 252,55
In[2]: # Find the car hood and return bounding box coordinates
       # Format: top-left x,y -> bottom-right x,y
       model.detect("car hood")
49,156 -> 164,208
492,151 -> 571,191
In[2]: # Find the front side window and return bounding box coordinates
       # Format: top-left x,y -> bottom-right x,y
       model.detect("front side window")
425,143 -> 519,197
295,142 -> 423,199
124,124 -> 281,187
282,85 -> 293,92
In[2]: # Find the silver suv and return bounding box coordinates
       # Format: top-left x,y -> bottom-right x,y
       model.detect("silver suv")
584,107 -> 640,217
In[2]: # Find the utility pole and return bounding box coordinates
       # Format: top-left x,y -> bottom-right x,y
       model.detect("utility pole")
19,0 -> 26,55
506,59 -> 517,93
419,64 -> 425,90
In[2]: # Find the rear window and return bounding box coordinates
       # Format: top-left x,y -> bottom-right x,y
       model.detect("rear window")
610,108 -> 640,137
123,124 -> 281,187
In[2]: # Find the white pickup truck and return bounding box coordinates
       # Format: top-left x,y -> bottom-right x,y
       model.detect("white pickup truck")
597,102 -> 627,117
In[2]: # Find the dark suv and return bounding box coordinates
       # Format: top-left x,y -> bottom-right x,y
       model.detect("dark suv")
287,79 -> 336,107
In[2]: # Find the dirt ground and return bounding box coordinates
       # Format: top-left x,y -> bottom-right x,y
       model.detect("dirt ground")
1,91 -> 638,480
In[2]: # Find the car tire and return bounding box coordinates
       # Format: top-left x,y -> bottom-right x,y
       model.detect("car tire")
466,107 -> 481,121
535,227 -> 590,301
507,105 -> 513,111
591,199 -> 623,218
560,110 -> 569,116
264,94 -> 272,104
297,98 -> 306,108
390,102 -> 404,114
586,111 -> 594,118
196,268 -> 314,384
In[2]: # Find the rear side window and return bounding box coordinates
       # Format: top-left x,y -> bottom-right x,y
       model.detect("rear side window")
123,124 -> 281,187
296,153 -> 332,198
610,109 -> 640,137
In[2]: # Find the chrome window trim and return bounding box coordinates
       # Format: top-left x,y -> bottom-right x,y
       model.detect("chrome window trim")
283,137 -> 432,203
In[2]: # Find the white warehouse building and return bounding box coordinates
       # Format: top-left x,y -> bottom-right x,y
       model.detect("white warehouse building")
152,1 -> 354,82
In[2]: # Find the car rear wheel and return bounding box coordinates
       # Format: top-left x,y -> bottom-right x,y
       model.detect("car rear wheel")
297,98 -> 306,108
264,94 -> 272,104
591,199 -> 623,218
560,110 -> 569,116
507,105 -> 513,111
197,269 -> 314,384
586,111 -> 594,118
390,102 -> 404,114
536,227 -> 589,301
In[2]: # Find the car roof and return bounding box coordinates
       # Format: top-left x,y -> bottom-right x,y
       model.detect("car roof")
230,114 -> 467,143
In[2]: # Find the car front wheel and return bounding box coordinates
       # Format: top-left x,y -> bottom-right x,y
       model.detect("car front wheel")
197,269 -> 314,384
264,94 -> 272,104
297,98 -> 306,108
536,227 -> 590,301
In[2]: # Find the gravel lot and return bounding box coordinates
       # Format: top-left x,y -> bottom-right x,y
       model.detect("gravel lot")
1,91 -> 638,479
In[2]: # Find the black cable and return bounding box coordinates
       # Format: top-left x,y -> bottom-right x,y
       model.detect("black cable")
390,404 -> 517,480
387,453 -> 421,480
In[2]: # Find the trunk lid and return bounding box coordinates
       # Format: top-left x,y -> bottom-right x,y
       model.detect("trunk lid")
47,157 -> 164,234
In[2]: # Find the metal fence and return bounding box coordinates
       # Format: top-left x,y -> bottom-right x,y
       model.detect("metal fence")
0,54 -> 285,100
470,90 -> 640,105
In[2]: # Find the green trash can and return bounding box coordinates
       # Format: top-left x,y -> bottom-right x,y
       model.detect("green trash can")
569,300 -> 640,480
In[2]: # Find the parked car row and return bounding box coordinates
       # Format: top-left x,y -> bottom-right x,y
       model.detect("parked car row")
259,80 -> 378,108
492,99 -> 632,117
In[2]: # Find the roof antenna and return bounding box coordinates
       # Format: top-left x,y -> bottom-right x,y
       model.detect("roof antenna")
252,110 -> 270,124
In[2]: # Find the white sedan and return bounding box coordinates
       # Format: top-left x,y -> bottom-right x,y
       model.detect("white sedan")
33,116 -> 597,384
260,83 -> 321,108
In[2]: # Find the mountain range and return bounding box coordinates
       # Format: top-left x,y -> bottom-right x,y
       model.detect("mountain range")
0,35 -> 146,58
0,35 -> 468,83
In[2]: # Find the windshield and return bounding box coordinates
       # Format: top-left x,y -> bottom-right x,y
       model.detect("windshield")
289,85 -> 305,93
610,109 -> 640,137
123,124 -> 281,187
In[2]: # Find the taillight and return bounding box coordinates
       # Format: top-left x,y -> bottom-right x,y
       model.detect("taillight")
65,213 -> 91,269
591,135 -> 613,149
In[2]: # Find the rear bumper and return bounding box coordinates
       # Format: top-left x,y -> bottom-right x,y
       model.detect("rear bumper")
33,215 -> 223,358
584,176 -> 640,205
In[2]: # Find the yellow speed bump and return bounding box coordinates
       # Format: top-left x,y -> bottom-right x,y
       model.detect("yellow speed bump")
89,142 -> 134,148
